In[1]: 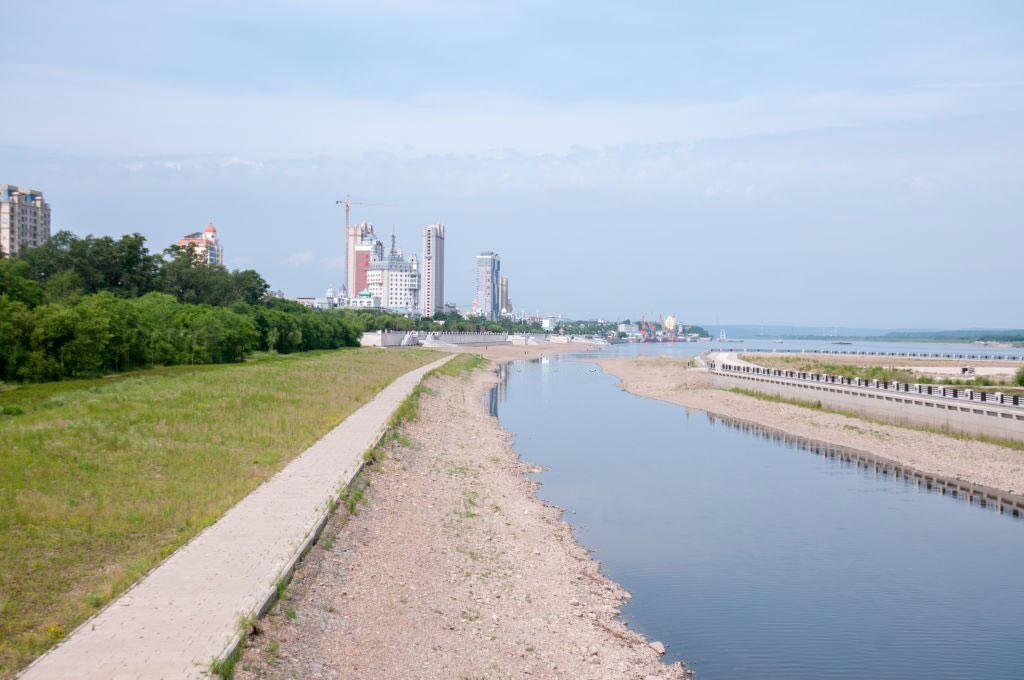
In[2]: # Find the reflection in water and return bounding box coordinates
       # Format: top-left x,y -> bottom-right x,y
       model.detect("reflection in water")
703,411 -> 1024,519
490,354 -> 1024,680
488,363 -> 507,417
490,358 -> 1024,521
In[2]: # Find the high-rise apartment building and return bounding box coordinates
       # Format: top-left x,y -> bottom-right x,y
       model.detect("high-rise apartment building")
421,223 -> 445,317
499,276 -> 511,314
345,222 -> 378,296
176,221 -> 224,265
1,184 -> 51,256
366,235 -> 420,312
474,252 -> 501,321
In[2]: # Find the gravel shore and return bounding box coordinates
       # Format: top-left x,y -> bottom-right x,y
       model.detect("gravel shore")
235,361 -> 684,679
596,357 -> 1024,496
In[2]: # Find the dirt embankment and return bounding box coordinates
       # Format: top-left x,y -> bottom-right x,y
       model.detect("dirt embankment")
596,357 -> 1024,496
235,366 -> 684,679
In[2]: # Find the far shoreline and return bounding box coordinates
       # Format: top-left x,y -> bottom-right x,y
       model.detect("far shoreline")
593,356 -> 1024,500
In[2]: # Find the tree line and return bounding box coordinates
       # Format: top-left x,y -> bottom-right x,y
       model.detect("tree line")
0,231 -> 554,382
0,232 -> 368,381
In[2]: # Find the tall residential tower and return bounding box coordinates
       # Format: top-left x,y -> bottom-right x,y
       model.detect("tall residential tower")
1,185 -> 50,256
345,222 -> 378,296
474,252 -> 501,321
176,221 -> 224,265
499,276 -> 511,315
421,223 -> 445,316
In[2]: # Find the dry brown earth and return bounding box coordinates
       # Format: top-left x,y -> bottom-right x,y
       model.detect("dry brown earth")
235,362 -> 684,680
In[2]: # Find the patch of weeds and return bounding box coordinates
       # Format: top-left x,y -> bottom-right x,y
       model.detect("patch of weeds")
435,353 -> 487,378
457,490 -> 480,518
84,591 -> 104,609
284,607 -> 296,621
275,576 -> 289,601
320,532 -> 335,551
266,639 -> 280,661
1,404 -> 25,416
460,608 -> 481,622
210,614 -> 255,678
526,646 -> 536,653
456,547 -> 481,561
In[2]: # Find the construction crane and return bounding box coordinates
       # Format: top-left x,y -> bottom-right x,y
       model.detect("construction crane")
335,195 -> 398,230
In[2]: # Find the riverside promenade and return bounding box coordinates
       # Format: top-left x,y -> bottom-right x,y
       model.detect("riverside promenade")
21,355 -> 453,680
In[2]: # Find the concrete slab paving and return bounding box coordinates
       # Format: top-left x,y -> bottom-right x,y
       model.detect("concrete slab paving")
21,354 -> 452,680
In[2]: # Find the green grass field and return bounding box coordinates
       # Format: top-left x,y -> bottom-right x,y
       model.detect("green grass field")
0,347 -> 440,674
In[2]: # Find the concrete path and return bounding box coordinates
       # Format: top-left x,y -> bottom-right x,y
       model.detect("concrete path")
22,355 -> 452,680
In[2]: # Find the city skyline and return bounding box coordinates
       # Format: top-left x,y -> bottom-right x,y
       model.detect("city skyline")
2,2 -> 1022,327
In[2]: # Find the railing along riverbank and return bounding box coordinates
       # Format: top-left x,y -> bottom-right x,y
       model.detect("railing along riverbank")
708,360 -> 1024,409
724,347 -> 1024,362
703,355 -> 1024,443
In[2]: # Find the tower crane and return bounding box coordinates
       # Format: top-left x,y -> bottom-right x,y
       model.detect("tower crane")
335,195 -> 398,230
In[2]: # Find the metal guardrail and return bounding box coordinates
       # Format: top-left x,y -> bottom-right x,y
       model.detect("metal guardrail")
707,361 -> 1024,410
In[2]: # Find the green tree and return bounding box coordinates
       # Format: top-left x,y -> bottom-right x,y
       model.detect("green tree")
0,259 -> 43,307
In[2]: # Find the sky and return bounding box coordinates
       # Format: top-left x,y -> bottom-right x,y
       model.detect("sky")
2,0 -> 1022,328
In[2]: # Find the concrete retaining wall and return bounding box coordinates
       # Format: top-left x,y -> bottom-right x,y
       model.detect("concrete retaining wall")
708,371 -> 1024,443
360,331 -> 411,347
422,332 -> 509,346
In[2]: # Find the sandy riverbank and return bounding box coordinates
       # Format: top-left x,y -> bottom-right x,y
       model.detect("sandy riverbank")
596,357 -> 1024,496
235,365 -> 684,679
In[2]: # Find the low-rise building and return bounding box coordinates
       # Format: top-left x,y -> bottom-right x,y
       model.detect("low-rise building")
347,290 -> 382,309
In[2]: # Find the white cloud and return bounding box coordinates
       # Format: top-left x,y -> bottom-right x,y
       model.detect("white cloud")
282,251 -> 314,266
319,257 -> 344,270
4,63 -> 1023,159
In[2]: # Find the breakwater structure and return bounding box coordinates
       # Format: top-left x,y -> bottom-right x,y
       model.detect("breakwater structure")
704,352 -> 1024,443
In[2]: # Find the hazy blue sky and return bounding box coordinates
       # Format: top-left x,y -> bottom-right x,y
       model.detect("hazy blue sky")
2,1 -> 1022,327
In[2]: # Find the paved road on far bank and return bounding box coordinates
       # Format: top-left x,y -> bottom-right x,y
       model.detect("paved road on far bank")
21,354 -> 452,680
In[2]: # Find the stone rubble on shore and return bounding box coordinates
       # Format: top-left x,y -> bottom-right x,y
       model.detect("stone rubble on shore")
236,361 -> 686,679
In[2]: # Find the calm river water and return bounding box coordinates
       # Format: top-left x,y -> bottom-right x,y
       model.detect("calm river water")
490,346 -> 1024,680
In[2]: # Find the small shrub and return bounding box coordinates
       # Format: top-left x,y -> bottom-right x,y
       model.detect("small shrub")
1015,366 -> 1024,387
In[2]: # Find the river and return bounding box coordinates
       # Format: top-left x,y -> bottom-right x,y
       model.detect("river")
489,344 -> 1024,679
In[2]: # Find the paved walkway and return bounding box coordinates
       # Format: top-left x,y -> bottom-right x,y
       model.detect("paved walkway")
22,355 -> 452,680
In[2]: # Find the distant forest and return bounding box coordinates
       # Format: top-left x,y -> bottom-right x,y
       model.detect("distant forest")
882,330 -> 1024,343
